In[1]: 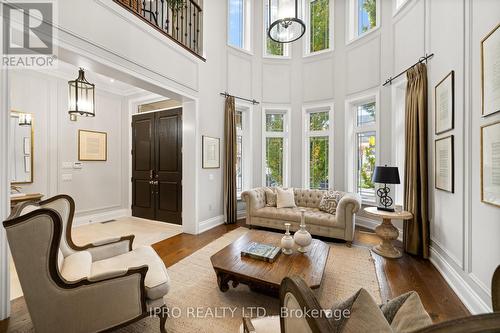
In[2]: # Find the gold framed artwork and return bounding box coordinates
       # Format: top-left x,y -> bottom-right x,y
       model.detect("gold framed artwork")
202,136 -> 220,169
78,130 -> 107,161
435,135 -> 454,193
481,121 -> 500,207
481,23 -> 500,117
435,71 -> 454,134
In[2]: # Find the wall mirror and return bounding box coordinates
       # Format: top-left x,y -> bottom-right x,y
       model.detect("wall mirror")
10,111 -> 34,184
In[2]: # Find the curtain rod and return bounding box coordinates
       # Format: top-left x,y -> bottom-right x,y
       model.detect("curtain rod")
382,53 -> 434,87
220,92 -> 260,105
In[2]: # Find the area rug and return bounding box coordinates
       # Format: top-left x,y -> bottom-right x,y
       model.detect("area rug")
72,217 -> 183,248
119,228 -> 381,333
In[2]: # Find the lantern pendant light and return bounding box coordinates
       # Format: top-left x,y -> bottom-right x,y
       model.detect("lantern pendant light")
68,68 -> 96,118
267,0 -> 306,44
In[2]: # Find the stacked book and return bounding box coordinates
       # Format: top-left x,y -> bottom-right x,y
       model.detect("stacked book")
241,242 -> 281,263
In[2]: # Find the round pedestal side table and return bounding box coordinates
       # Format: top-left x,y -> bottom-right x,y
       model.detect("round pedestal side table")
363,206 -> 413,259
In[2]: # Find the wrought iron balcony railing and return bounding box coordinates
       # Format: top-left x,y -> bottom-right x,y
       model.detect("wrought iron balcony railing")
114,0 -> 204,60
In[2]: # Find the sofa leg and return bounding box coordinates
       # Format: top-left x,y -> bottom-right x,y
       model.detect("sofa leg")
157,305 -> 168,333
346,241 -> 352,248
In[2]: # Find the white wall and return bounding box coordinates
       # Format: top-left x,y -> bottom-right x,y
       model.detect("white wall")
9,69 -> 131,223
224,0 -> 499,314
384,0 -> 500,313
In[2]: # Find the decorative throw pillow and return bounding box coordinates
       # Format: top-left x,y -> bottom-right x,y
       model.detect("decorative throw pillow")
329,288 -> 392,333
264,188 -> 277,207
379,291 -> 432,333
319,190 -> 345,214
276,188 -> 296,209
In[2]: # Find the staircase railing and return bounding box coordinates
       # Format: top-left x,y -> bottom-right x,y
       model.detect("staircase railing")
114,0 -> 204,60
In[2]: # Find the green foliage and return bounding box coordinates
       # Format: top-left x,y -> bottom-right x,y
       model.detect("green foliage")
266,138 -> 284,186
309,137 -> 329,189
167,0 -> 185,11
310,0 -> 330,52
309,112 -> 329,131
308,112 -> 329,189
266,114 -> 284,132
362,0 -> 377,32
267,37 -> 284,56
359,135 -> 376,189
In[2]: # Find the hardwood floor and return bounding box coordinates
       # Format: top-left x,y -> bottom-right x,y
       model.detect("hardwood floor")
0,220 -> 469,332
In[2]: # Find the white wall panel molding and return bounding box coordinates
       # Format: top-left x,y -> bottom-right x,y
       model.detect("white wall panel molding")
0,67 -> 11,320
430,245 -> 491,314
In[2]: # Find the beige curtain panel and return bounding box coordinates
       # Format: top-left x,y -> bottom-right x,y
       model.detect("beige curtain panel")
224,96 -> 237,224
403,63 -> 430,258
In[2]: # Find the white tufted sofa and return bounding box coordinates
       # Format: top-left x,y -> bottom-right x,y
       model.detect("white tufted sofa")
241,188 -> 362,244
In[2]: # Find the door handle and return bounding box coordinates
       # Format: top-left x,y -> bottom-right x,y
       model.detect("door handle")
150,180 -> 158,186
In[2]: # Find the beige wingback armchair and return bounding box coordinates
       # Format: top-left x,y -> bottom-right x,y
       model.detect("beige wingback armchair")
242,188 -> 361,244
4,195 -> 170,333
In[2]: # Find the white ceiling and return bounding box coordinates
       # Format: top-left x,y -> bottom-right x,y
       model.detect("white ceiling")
36,60 -> 146,97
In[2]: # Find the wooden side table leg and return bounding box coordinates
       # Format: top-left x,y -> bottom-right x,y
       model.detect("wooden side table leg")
373,218 -> 402,259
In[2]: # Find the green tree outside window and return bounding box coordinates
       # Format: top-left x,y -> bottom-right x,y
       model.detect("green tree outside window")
267,37 -> 284,56
358,133 -> 376,190
310,0 -> 330,53
266,137 -> 284,186
361,0 -> 377,33
309,137 -> 329,189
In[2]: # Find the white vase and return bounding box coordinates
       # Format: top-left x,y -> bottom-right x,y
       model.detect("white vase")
294,209 -> 312,253
281,223 -> 294,255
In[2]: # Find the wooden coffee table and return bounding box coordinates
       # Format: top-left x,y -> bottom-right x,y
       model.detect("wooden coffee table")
210,229 -> 330,296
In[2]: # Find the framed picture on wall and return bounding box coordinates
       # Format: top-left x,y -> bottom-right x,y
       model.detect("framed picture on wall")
202,136 -> 220,169
481,23 -> 500,117
435,71 -> 454,134
78,130 -> 107,161
481,121 -> 500,207
435,135 -> 454,193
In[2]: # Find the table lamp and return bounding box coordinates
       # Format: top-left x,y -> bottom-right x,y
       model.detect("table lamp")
372,166 -> 400,212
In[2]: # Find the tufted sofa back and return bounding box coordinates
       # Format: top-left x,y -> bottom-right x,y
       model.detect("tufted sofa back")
293,188 -> 327,208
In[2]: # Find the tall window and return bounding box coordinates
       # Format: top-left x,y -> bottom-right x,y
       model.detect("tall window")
263,109 -> 289,187
347,0 -> 379,42
305,0 -> 332,54
353,101 -> 377,201
228,0 -> 251,51
304,105 -> 333,189
236,105 -> 252,198
263,0 -> 289,57
357,0 -> 376,34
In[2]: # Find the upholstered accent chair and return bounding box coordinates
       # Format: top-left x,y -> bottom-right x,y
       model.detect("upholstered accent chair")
241,268 -> 500,333
5,195 -> 170,333
241,276 -> 334,333
242,188 -> 361,245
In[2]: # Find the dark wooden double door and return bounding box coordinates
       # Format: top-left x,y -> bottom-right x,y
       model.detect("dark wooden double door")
132,108 -> 182,225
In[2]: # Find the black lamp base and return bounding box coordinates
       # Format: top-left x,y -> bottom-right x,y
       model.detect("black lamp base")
376,206 -> 395,212
376,184 -> 395,212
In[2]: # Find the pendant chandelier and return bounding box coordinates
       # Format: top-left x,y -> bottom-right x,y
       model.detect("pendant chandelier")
68,68 -> 96,118
18,113 -> 32,126
267,0 -> 306,44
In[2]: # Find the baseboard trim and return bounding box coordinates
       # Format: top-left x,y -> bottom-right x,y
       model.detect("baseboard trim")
237,210 -> 246,220
73,208 -> 130,227
198,215 -> 225,234
429,244 -> 491,314
355,215 -> 403,242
